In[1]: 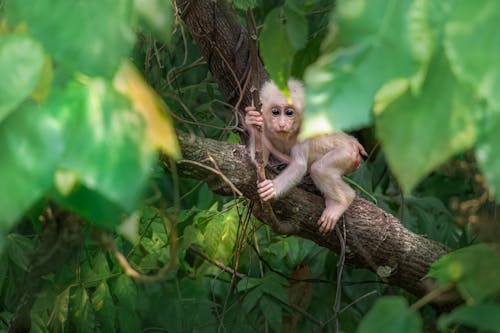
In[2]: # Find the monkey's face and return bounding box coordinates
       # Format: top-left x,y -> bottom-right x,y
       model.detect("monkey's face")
263,103 -> 301,138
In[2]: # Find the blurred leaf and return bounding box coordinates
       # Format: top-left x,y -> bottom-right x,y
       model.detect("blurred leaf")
112,275 -> 138,311
284,4 -> 307,51
6,233 -> 33,271
70,286 -> 95,333
260,7 -> 294,88
445,0 -> 500,111
427,243 -> 500,303
117,308 -> 141,333
114,61 -> 181,160
0,103 -> 63,232
231,0 -> 258,10
134,0 -> 174,44
438,303 -> 500,333
49,79 -> 155,221
375,54 -> 477,192
7,0 -> 135,77
31,56 -> 53,103
303,0 -> 421,137
48,287 -> 70,332
356,296 -> 422,333
0,34 -> 43,122
476,114 -> 500,201
91,282 -> 116,333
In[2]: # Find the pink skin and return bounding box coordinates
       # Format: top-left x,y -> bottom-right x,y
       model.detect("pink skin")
257,179 -> 275,201
244,106 -> 264,128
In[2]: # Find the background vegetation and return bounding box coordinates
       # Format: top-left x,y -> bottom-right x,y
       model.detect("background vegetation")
0,0 -> 499,332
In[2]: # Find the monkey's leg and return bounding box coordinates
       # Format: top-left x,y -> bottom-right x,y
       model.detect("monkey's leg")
310,150 -> 356,233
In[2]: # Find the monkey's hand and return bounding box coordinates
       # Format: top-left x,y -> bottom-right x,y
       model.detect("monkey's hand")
257,179 -> 276,201
244,106 -> 264,128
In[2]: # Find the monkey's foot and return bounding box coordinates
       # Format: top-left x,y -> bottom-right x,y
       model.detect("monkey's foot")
317,199 -> 344,233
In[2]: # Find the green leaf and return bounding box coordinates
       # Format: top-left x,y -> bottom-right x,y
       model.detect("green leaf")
445,0 -> 500,111
242,287 -> 263,313
231,0 -> 258,10
6,233 -> 34,271
356,296 -> 422,333
303,0 -> 421,137
0,103 -> 63,232
476,112 -> 500,201
261,273 -> 289,304
49,287 -> 71,332
375,53 -> 477,192
117,307 -> 141,333
7,0 -> 135,77
47,79 -> 155,226
0,34 -> 44,122
70,286 -> 95,333
427,243 -> 500,303
237,277 -> 261,292
134,0 -> 174,44
112,275 -> 138,311
203,207 -> 238,262
91,282 -> 116,333
438,303 -> 500,333
260,7 -> 294,88
259,296 -> 283,332
284,4 -> 308,51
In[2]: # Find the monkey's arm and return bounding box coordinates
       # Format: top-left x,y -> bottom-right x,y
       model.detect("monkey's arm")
258,142 -> 308,200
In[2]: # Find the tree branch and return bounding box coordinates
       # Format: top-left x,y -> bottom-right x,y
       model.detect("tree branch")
163,133 -> 449,298
172,0 -> 451,299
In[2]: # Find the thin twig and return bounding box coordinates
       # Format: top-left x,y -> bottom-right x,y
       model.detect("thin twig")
177,159 -> 243,196
333,218 -> 347,333
189,245 -> 246,279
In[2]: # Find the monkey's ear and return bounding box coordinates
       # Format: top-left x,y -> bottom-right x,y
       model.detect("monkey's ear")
288,79 -> 305,112
260,80 -> 283,108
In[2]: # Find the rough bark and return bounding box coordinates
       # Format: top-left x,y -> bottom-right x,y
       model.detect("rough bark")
167,133 -> 449,297
172,0 -> 451,298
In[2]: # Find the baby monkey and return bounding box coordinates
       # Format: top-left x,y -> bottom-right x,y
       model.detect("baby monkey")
245,79 -> 367,233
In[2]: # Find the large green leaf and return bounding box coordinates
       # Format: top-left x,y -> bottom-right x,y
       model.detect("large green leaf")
476,115 -> 500,200
0,103 -> 63,233
427,243 -> 500,303
375,53 -> 477,192
438,303 -> 500,333
445,0 -> 500,111
0,35 -> 44,122
48,79 -> 155,226
6,0 -> 135,78
303,0 -> 421,137
260,7 -> 294,88
134,0 -> 174,44
356,296 -> 422,333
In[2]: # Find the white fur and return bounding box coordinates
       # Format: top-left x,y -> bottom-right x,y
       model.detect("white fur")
259,78 -> 305,111
287,79 -> 305,111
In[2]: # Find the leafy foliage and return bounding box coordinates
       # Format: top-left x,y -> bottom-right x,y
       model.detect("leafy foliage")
0,0 -> 498,332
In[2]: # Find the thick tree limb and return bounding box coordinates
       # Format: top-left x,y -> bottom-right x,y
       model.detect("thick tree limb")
172,0 -> 451,298
165,133 -> 449,298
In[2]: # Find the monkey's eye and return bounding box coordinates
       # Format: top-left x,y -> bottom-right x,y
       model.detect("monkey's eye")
271,107 -> 280,116
285,108 -> 294,116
